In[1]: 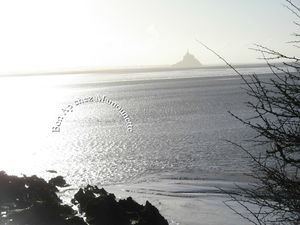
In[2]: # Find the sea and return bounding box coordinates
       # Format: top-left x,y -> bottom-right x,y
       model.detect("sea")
0,66 -> 274,225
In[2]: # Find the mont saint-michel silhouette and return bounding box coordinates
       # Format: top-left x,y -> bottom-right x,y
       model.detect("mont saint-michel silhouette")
173,50 -> 202,68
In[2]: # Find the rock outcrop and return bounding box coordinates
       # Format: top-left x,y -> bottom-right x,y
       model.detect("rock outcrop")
0,171 -> 169,225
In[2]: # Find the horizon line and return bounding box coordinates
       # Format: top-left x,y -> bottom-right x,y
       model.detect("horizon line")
0,62 -> 274,77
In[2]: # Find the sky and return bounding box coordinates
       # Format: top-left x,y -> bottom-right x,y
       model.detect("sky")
0,0 -> 298,74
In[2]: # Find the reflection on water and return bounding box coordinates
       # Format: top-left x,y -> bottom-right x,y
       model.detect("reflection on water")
0,67 -> 266,186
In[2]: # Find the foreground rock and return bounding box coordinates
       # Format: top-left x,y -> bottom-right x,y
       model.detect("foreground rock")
72,185 -> 169,225
0,171 -> 85,225
0,171 -> 169,225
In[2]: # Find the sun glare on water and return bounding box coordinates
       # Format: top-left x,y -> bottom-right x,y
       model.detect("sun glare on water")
0,76 -> 71,175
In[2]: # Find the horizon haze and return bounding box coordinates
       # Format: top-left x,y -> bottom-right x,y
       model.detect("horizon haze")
0,0 -> 297,74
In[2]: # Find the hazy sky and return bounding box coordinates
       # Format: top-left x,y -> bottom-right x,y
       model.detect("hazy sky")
0,0 -> 298,73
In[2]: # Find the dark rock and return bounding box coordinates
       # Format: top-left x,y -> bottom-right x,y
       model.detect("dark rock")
72,186 -> 169,225
72,185 -> 129,225
0,171 -> 84,225
85,195 -> 130,225
118,197 -> 143,221
49,176 -> 68,187
66,216 -> 87,225
46,170 -> 57,174
7,202 -> 76,225
119,197 -> 143,214
0,171 -> 169,225
0,171 -> 60,209
138,201 -> 169,225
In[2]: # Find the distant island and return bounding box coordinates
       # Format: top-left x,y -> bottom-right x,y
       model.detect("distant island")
173,50 -> 202,68
1,50 -> 272,77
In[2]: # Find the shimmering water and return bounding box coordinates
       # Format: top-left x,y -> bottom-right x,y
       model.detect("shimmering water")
0,67 -> 270,186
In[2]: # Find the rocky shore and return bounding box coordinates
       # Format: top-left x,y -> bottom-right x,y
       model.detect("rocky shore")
0,171 -> 169,225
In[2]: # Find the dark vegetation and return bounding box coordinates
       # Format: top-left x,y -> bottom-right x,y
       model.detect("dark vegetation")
199,0 -> 300,224
0,171 -> 169,225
